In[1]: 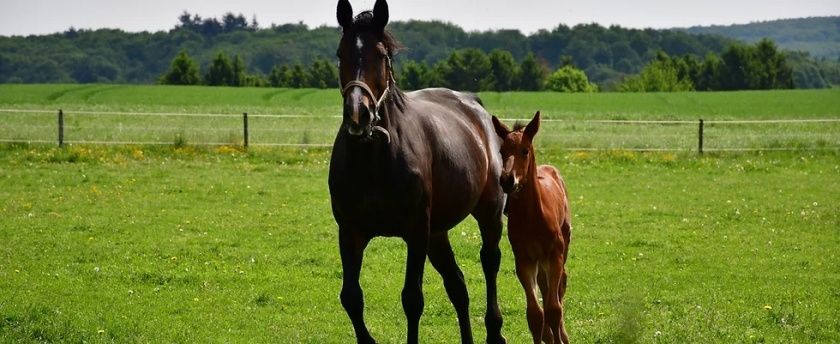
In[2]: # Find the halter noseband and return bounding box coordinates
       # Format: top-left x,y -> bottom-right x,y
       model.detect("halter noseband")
340,54 -> 396,142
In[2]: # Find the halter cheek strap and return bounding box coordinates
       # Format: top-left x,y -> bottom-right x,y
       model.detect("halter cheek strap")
340,55 -> 396,124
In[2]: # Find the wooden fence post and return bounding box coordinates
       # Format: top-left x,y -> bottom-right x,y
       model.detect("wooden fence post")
243,112 -> 249,148
698,119 -> 704,154
58,109 -> 64,147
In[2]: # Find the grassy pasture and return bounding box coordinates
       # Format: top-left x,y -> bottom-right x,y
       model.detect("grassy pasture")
0,85 -> 839,343
1,85 -> 839,150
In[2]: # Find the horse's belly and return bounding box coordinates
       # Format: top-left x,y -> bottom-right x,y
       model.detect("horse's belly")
331,183 -> 420,237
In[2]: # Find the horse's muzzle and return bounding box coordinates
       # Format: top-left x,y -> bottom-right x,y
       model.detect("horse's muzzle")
499,174 -> 516,194
343,103 -> 373,137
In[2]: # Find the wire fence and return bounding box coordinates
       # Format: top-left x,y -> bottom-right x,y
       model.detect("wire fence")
1,108 -> 839,152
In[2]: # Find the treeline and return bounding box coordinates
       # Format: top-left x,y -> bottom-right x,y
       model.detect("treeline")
684,16 -> 840,59
2,12 -> 839,89
162,38 -> 795,93
620,39 -> 794,92
160,48 -> 599,92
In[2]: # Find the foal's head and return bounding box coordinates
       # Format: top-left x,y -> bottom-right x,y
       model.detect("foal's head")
492,111 -> 541,194
336,0 -> 402,139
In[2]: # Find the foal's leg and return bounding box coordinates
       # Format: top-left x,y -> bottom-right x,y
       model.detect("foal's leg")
338,228 -> 376,344
516,260 -> 543,344
537,269 -> 554,344
475,211 -> 506,344
543,258 -> 565,344
428,232 -> 473,344
558,270 -> 570,344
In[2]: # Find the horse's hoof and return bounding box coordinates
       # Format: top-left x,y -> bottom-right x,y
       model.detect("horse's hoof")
486,335 -> 507,344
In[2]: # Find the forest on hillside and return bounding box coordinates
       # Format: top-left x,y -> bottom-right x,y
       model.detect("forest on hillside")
1,13 -> 838,90
684,16 -> 840,59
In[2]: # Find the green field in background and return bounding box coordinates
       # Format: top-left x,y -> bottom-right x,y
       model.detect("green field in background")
1,84 -> 839,151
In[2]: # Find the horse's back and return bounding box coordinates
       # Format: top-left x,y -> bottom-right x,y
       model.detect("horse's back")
403,88 -> 502,230
538,164 -> 570,222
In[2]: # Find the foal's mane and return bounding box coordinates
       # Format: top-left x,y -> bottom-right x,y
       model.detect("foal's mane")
350,11 -> 406,111
512,121 -> 528,131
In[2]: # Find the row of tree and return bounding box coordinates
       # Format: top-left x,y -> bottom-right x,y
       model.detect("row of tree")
160,48 -> 599,92
619,39 -> 794,92
161,39 -> 793,92
5,12 -> 838,88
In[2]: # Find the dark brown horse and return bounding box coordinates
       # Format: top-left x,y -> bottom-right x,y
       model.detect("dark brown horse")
492,112 -> 572,344
328,1 -> 506,343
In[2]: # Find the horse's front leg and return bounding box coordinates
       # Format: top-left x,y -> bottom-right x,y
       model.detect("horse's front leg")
339,227 -> 376,344
403,210 -> 430,344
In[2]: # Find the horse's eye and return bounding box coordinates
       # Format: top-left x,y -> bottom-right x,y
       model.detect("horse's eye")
521,149 -> 529,156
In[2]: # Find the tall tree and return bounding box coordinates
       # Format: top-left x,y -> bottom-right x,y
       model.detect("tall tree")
205,52 -> 234,86
160,49 -> 201,85
440,48 -> 493,91
398,60 -> 430,90
308,57 -> 338,88
517,53 -> 548,91
488,49 -> 517,91
269,65 -> 291,87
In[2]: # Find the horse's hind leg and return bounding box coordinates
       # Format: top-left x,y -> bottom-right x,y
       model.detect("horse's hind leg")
429,232 -> 473,344
474,205 -> 506,344
339,228 -> 376,344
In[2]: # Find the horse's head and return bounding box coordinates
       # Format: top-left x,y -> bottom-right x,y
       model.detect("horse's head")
336,0 -> 398,139
492,111 -> 541,194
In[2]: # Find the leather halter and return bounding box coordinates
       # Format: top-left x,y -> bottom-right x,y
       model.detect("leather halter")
340,54 -> 396,142
340,54 -> 397,120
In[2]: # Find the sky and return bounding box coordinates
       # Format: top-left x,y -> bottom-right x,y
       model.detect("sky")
0,0 -> 837,36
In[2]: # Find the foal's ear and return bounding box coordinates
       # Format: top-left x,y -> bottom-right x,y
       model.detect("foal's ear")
524,111 -> 541,139
491,115 -> 510,139
337,0 -> 353,29
373,0 -> 389,28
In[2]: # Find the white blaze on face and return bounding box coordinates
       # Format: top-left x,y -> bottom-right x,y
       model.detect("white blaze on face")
503,155 -> 520,187
345,35 -> 367,136
350,87 -> 363,126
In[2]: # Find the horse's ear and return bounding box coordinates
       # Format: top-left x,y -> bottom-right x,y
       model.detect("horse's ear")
373,0 -> 389,28
524,111 -> 540,139
491,115 -> 510,139
337,0 -> 353,29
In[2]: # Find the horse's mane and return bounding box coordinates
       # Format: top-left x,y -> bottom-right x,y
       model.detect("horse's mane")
352,11 -> 406,111
513,121 -> 528,131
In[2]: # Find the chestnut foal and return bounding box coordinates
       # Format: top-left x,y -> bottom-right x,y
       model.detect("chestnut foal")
492,112 -> 571,344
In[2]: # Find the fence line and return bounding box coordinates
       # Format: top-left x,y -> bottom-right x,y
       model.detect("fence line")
2,108 -> 838,152
5,108 -> 840,123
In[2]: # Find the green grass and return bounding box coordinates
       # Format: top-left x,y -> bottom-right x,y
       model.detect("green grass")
2,85 -> 839,120
0,85 -> 839,342
0,145 -> 837,343
1,85 -> 839,151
